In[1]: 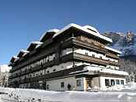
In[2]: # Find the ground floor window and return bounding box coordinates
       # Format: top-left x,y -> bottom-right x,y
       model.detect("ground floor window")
111,79 -> 115,86
61,82 -> 64,88
105,78 -> 125,87
121,80 -> 124,85
105,79 -> 110,86
116,80 -> 120,85
76,79 -> 81,86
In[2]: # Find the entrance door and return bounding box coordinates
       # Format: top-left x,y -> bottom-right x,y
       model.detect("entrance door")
86,78 -> 92,89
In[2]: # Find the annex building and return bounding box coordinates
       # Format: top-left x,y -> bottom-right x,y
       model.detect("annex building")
9,23 -> 128,91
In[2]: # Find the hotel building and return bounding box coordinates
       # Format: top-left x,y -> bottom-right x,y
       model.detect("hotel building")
9,23 -> 128,91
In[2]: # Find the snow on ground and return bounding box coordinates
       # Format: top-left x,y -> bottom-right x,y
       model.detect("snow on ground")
0,83 -> 136,102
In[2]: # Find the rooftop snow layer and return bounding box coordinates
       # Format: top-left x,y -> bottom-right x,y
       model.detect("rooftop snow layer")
105,46 -> 121,54
84,66 -> 128,76
53,23 -> 112,43
40,29 -> 59,41
47,29 -> 60,33
20,49 -> 29,53
31,41 -> 43,45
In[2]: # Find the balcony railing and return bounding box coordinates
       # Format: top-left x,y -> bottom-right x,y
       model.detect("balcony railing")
73,52 -> 119,66
106,53 -> 119,59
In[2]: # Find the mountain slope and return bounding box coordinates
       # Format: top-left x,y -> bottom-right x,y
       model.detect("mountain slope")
104,32 -> 136,56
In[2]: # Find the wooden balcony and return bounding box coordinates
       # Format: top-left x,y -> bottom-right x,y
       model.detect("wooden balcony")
74,37 -> 119,59
10,52 -> 119,80
73,39 -> 106,54
73,53 -> 119,66
19,65 -> 85,84
106,53 -> 119,59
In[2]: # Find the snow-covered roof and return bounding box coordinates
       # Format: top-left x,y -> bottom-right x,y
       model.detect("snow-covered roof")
31,41 -> 43,45
27,41 -> 43,51
10,56 -> 19,63
53,23 -> 112,43
17,49 -> 29,57
47,29 -> 60,33
84,66 -> 128,76
105,46 -> 121,54
83,25 -> 98,33
101,68 -> 128,76
20,49 -> 29,53
40,29 -> 59,42
12,56 -> 18,59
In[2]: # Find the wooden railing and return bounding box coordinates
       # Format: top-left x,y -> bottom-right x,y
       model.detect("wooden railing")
73,53 -> 119,66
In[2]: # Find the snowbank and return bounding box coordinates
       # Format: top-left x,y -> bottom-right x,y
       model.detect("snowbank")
0,83 -> 136,102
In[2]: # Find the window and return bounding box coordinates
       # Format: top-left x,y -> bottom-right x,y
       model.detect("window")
111,79 -> 115,86
46,85 -> 49,89
116,80 -> 120,85
61,82 -> 64,88
76,79 -> 81,86
121,80 -> 124,85
105,79 -> 110,86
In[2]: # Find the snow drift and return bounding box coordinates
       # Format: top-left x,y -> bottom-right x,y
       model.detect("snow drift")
0,83 -> 136,102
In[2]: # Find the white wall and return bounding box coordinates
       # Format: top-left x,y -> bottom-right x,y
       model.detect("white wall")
46,77 -> 85,91
46,77 -> 76,91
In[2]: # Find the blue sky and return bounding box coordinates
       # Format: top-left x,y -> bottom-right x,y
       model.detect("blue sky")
0,0 -> 136,64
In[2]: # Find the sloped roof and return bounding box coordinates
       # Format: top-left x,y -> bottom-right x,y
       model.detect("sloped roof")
53,23 -> 113,43
27,41 -> 43,51
17,49 -> 29,57
10,56 -> 19,63
105,46 -> 121,54
40,29 -> 59,42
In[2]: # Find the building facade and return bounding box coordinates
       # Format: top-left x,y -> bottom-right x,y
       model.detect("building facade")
9,23 -> 128,91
